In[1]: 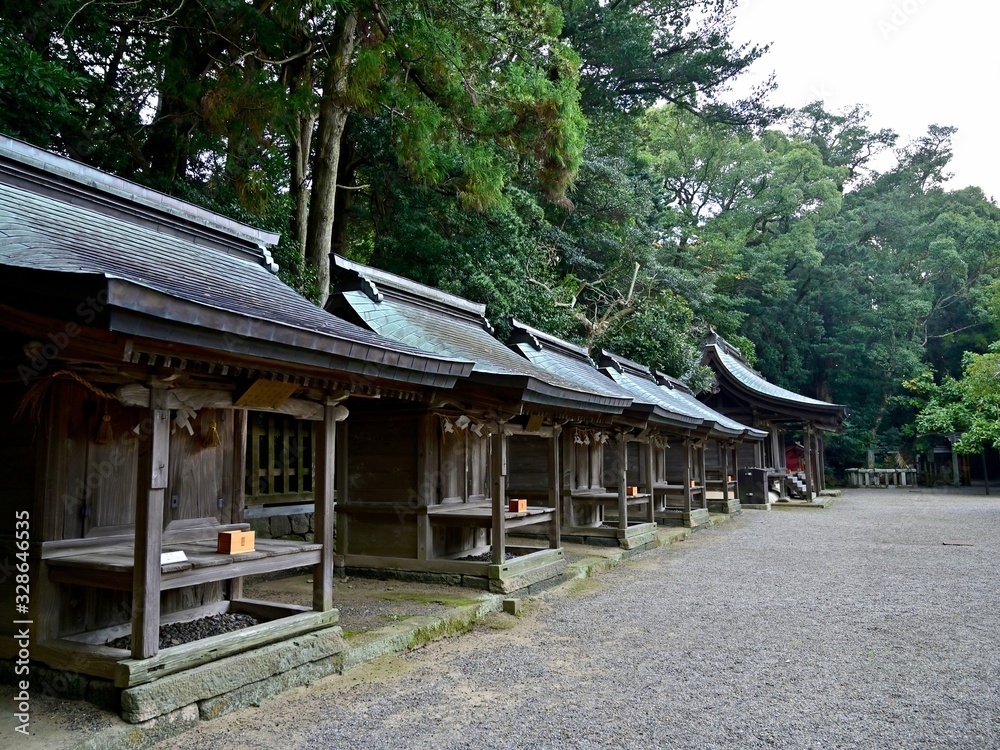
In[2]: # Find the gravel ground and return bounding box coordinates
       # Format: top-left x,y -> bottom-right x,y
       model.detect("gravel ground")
151,487 -> 1000,750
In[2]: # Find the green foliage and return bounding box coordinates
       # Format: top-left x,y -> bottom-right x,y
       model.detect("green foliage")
559,0 -> 774,125
906,344 -> 1000,453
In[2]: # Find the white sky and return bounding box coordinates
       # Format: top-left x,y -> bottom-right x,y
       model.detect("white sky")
728,0 -> 1000,200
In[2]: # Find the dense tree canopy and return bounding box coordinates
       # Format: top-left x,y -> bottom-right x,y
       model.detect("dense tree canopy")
2,0 -> 998,474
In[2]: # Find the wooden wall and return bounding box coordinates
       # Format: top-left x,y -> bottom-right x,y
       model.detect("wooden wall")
507,434 -> 549,498
340,410 -> 420,558
602,439 -> 642,489
14,380 -> 238,638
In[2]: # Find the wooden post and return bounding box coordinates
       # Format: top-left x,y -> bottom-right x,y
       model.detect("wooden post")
313,402 -> 337,612
721,441 -> 731,504
548,426 -> 561,549
802,423 -> 814,501
697,440 -> 707,509
642,438 -> 655,524
682,438 -> 693,515
335,420 -> 349,557
131,388 -> 169,660
562,431 -> 575,528
490,424 -> 506,565
229,409 -> 248,601
415,414 -> 435,561
616,431 -> 628,531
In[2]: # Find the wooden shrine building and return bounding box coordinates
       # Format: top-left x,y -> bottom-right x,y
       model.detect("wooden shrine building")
507,321 -> 665,549
651,371 -> 767,514
328,258 -> 632,592
0,137 -> 471,694
597,351 -> 759,527
700,332 -> 846,502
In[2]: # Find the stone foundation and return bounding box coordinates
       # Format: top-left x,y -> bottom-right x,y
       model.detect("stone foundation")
247,511 -> 316,542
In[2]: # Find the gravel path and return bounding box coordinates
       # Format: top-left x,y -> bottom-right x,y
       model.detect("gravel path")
152,488 -> 1000,749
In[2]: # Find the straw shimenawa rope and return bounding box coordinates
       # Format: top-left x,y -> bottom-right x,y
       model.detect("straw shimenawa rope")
15,369 -> 119,424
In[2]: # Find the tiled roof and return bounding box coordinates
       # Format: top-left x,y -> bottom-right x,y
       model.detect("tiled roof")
0,139 -> 472,387
701,332 -> 846,426
596,351 -> 705,432
507,320 -> 636,404
330,258 -> 628,413
654,373 -> 767,441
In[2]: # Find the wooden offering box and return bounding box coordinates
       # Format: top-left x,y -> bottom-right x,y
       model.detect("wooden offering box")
509,498 -> 528,512
218,530 -> 256,554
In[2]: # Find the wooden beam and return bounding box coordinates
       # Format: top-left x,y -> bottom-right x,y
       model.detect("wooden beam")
131,388 -> 169,660
117,385 -> 324,420
313,402 -> 337,612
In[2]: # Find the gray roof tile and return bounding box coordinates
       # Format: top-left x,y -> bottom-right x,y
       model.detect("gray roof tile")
0,160 -> 472,386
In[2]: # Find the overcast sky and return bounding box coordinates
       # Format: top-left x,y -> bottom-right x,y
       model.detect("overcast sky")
728,0 -> 999,200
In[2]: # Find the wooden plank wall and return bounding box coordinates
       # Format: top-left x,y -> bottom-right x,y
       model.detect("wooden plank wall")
662,442 -> 688,483
507,434 -> 549,496
341,411 -> 420,558
603,439 -> 641,489
30,383 -> 237,638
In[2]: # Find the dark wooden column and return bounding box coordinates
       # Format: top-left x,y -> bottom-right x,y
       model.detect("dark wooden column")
682,437 -> 693,515
818,434 -> 827,491
313,402 -> 338,612
228,408 -> 248,601
415,414 -> 435,561
490,425 -> 507,564
335,420 -> 349,558
721,441 -> 731,504
616,431 -> 628,531
131,387 -> 169,660
642,438 -> 655,524
548,426 -> 561,549
802,423 -> 815,500
697,440 -> 707,509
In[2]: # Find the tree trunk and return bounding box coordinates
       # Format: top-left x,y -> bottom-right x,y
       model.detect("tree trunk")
330,132 -> 358,260
305,10 -> 358,306
285,56 -> 316,261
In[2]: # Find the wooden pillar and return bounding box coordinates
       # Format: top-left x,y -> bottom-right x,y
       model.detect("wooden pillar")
818,433 -> 827,491
415,414 -> 435,561
490,425 -> 507,564
228,409 -> 248,601
802,423 -> 814,500
548,426 -> 561,549
814,431 -> 824,492
335,420 -> 349,557
697,441 -> 707,510
313,402 -> 338,612
721,441 -> 731,504
616,431 -> 628,530
561,429 -> 575,528
642,438 -> 655,524
131,388 -> 169,660
682,438 -> 693,514
951,439 -> 961,486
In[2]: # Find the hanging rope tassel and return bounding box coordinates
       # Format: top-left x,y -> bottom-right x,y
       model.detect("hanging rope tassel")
95,411 -> 114,444
204,421 -> 222,448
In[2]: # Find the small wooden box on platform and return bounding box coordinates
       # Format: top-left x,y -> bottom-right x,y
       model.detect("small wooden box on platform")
626,486 -> 639,496
508,498 -> 528,512
218,530 -> 256,554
